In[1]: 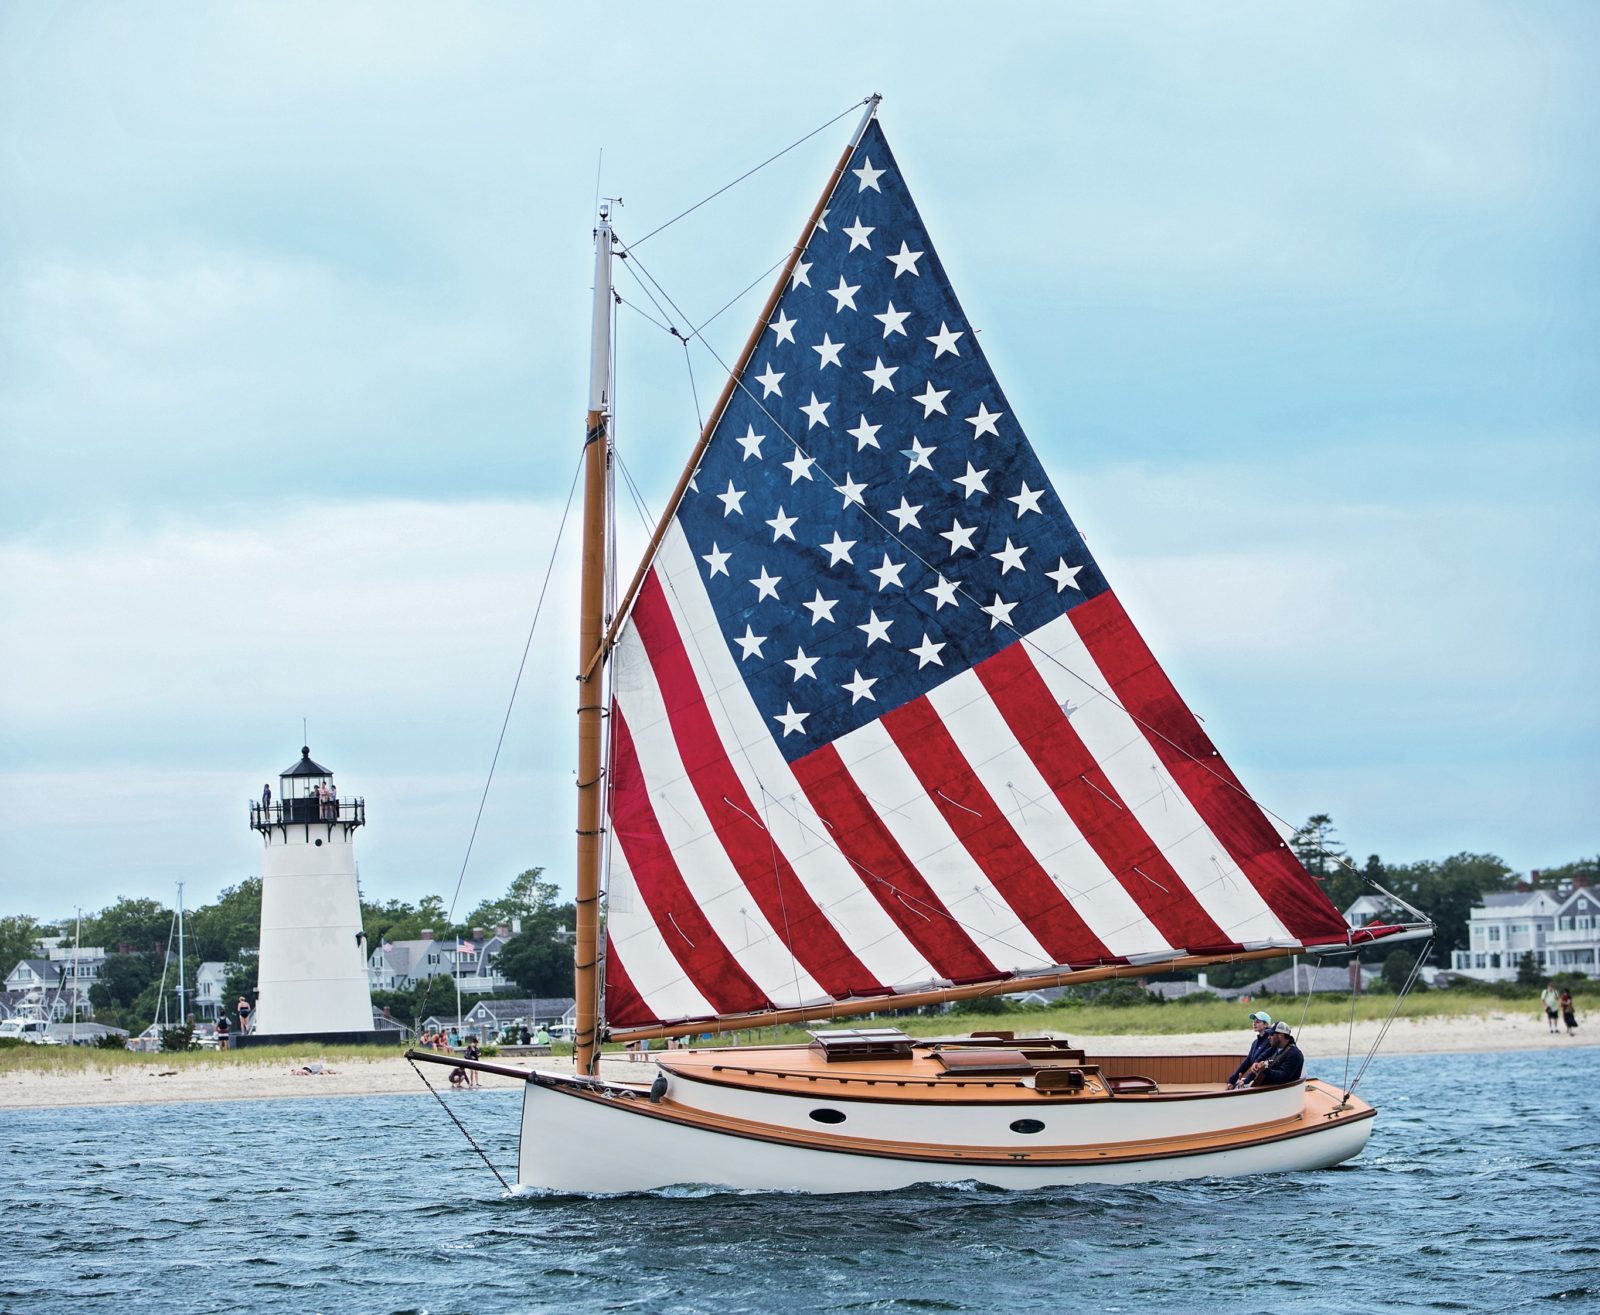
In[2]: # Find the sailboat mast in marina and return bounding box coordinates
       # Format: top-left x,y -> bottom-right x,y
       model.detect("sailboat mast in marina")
414,98 -> 1431,1193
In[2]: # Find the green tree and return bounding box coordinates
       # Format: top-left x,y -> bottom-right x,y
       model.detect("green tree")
186,879 -> 262,963
1290,815 -> 1364,911
465,867 -> 554,931
0,914 -> 43,975
89,951 -> 163,1013
1515,950 -> 1542,987
1379,852 -> 1514,958
1382,948 -> 1419,992
83,897 -> 172,955
485,871 -> 575,997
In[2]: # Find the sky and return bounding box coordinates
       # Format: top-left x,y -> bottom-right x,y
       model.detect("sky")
2,3 -> 1595,922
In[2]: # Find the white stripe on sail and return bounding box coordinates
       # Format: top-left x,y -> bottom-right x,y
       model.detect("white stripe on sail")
1022,616 -> 1293,945
613,613 -> 829,1009
603,797 -> 717,1022
830,717 -> 1058,972
923,670 -> 1175,960
651,523 -> 940,990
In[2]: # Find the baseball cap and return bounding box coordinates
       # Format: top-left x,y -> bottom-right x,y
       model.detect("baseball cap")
1248,1010 -> 1272,1024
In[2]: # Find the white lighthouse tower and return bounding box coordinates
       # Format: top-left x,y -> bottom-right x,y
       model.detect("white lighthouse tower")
247,747 -> 377,1041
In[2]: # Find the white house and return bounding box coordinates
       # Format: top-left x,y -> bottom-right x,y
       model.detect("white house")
195,962 -> 229,1020
368,925 -> 520,995
1450,886 -> 1600,981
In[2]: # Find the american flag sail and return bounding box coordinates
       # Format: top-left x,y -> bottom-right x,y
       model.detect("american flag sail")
602,118 -> 1357,1030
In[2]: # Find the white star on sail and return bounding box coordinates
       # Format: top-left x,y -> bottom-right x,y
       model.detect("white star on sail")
816,207 -> 830,231
1046,558 -> 1086,593
953,462 -> 990,499
842,217 -> 874,251
858,610 -> 893,646
718,480 -> 746,516
736,425 -> 765,460
870,553 -> 907,591
803,589 -> 838,625
852,157 -> 884,192
902,436 -> 937,473
820,531 -> 856,566
887,241 -> 924,277
768,310 -> 797,345
990,537 -> 1029,574
911,633 -> 946,668
888,496 -> 922,530
749,566 -> 782,601
983,594 -> 1018,629
783,450 -> 816,484
812,334 -> 844,369
773,702 -> 809,736
834,473 -> 867,508
925,575 -> 961,609
735,625 -> 766,659
754,363 -> 784,398
1008,482 -> 1044,517
966,402 -> 1003,439
913,382 -> 950,417
701,542 -> 730,578
927,322 -> 963,358
785,647 -> 820,681
828,276 -> 860,312
939,518 -> 977,555
862,357 -> 898,393
841,669 -> 878,705
875,302 -> 910,338
790,259 -> 812,289
799,393 -> 831,428
847,415 -> 882,450
766,506 -> 797,542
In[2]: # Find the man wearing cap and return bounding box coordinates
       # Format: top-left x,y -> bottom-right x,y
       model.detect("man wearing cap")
1245,1021 -> 1305,1087
1227,1011 -> 1276,1089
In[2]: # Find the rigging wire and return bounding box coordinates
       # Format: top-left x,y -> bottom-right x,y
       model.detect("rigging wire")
407,1055 -> 512,1191
629,97 -> 872,249
1343,938 -> 1432,1101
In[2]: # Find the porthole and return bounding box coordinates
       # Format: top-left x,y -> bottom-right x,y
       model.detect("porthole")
809,1108 -> 846,1125
1009,1118 -> 1046,1135
315,839 -> 324,847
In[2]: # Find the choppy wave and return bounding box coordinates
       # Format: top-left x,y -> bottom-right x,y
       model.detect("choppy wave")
2,1048 -> 1596,1312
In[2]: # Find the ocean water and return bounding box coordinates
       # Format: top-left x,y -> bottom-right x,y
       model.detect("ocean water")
3,1046 -> 1596,1314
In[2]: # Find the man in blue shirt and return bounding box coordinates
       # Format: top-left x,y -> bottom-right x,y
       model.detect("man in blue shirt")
1246,1022 -> 1305,1087
1227,1010 -> 1275,1089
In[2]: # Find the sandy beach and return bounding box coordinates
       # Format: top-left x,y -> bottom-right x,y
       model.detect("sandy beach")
2,1010 -> 1590,1110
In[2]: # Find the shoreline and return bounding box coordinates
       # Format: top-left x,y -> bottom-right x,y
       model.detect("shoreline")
2,1010 -> 1590,1110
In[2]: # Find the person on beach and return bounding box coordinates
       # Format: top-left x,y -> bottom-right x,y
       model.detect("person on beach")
1560,988 -> 1578,1035
464,1037 -> 481,1088
1244,1022 -> 1304,1087
237,996 -> 252,1034
1228,1010 -> 1275,1089
215,1015 -> 229,1051
1541,983 -> 1561,1034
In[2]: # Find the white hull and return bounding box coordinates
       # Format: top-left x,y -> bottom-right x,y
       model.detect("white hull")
514,1072 -> 1373,1195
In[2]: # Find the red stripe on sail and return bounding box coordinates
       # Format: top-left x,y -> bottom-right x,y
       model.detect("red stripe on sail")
879,695 -> 1112,966
608,708 -> 772,1015
601,934 -> 655,1028
975,641 -> 1235,954
1070,591 -> 1351,942
789,743 -> 1001,983
631,574 -> 882,998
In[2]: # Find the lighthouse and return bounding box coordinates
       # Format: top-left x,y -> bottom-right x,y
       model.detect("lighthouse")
245,747 -> 379,1042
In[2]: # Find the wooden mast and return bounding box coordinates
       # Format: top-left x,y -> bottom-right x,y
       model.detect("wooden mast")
573,204 -> 615,1076
571,98 -> 881,1072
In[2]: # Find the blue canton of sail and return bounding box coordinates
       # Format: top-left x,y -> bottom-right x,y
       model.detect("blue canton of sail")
675,121 -> 1106,759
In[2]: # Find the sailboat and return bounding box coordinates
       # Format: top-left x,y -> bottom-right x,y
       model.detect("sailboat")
411,97 -> 1430,1193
